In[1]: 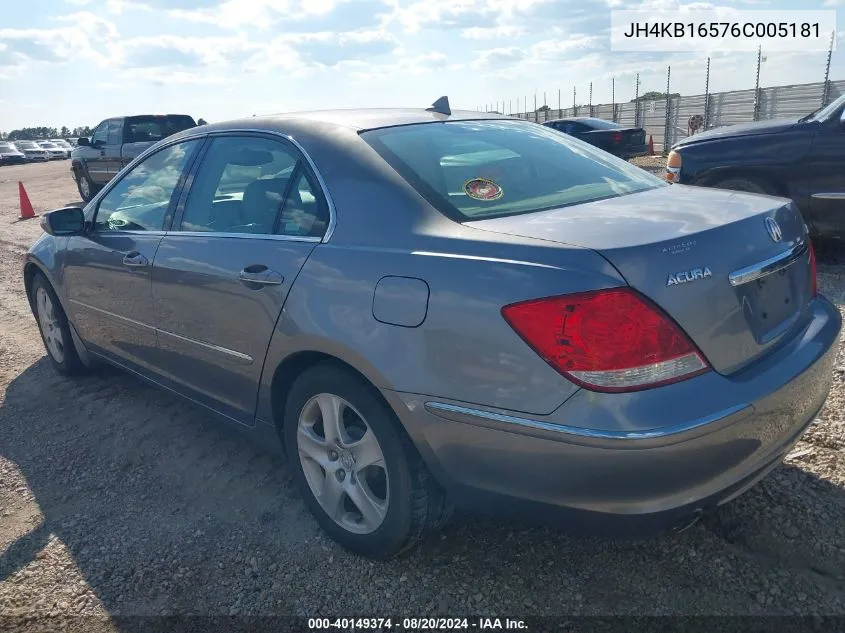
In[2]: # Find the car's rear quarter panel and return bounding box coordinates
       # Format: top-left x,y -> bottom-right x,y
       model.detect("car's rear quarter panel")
254,124 -> 628,424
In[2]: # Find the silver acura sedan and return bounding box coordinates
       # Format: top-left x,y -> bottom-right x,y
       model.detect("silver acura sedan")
23,101 -> 841,559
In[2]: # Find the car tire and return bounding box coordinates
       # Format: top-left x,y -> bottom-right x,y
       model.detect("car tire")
712,177 -> 774,196
75,170 -> 99,202
284,362 -> 452,559
30,273 -> 86,377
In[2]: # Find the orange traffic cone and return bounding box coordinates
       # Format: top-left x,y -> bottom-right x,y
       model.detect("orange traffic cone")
647,135 -> 655,156
19,182 -> 36,220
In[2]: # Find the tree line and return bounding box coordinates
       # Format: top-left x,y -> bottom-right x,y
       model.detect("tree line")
0,126 -> 94,141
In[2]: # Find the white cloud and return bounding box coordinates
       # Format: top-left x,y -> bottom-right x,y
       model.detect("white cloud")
530,35 -> 603,60
104,0 -> 153,13
286,29 -> 399,66
347,52 -> 453,79
393,0 -> 498,32
823,0 -> 842,5
473,46 -> 527,68
462,25 -> 525,39
0,12 -> 119,75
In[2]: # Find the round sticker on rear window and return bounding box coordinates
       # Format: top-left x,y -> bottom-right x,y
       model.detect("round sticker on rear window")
464,178 -> 503,201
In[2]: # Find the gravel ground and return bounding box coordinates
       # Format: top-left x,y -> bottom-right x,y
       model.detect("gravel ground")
1,161 -> 845,624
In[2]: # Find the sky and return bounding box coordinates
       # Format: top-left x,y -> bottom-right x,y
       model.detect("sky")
0,0 -> 843,131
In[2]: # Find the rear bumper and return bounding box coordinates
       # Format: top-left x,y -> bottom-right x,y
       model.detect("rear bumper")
389,295 -> 840,534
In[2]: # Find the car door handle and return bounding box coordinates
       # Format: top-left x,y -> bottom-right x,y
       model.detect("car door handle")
122,252 -> 149,268
238,265 -> 284,286
100,150 -> 106,157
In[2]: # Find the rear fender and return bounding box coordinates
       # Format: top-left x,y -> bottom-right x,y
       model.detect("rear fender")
255,237 -> 627,429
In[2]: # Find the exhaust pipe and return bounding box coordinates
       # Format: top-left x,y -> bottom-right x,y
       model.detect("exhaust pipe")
670,508 -> 703,534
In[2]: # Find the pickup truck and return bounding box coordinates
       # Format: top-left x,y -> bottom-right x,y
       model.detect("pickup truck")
665,93 -> 845,241
71,114 -> 197,201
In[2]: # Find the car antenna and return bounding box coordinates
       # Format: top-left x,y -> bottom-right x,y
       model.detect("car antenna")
426,96 -> 451,116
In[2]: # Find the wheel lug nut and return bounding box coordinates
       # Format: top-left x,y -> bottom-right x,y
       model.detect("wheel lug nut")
328,450 -> 338,461
336,470 -> 346,482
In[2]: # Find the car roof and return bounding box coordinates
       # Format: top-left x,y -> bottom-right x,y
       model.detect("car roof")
194,108 -> 509,134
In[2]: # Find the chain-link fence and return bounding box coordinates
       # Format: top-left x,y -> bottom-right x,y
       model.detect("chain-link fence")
505,78 -> 844,153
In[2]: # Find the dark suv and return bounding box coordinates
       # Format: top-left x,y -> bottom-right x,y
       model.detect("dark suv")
71,114 -> 197,201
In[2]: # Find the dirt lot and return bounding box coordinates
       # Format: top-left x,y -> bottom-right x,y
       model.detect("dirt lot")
1,160 -> 845,624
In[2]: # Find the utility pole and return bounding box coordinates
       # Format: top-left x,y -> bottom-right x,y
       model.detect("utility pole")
822,30 -> 835,106
753,45 -> 762,121
634,73 -> 640,127
589,82 -> 593,117
664,66 -> 672,155
612,77 -> 616,122
573,85 -> 576,115
704,57 -> 711,130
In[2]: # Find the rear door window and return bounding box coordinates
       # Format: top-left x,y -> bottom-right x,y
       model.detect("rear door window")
178,135 -> 329,238
125,116 -> 196,144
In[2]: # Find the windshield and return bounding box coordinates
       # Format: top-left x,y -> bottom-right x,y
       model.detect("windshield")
40,142 -> 57,148
16,141 -> 37,148
0,143 -> 14,151
361,119 -> 665,221
803,94 -> 845,123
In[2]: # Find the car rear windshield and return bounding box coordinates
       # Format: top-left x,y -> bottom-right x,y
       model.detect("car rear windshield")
576,118 -> 623,130
360,120 -> 665,221
125,115 -> 197,144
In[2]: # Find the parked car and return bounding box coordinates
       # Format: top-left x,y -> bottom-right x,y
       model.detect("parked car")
666,93 -> 845,241
25,102 -> 840,559
51,139 -> 74,153
38,141 -> 70,160
542,116 -> 648,159
0,141 -> 27,165
13,140 -> 50,162
71,114 -> 197,201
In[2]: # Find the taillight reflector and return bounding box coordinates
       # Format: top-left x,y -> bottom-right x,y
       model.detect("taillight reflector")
612,132 -> 623,143
501,288 -> 710,393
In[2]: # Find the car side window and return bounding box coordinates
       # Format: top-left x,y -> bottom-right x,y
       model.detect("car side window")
91,122 -> 108,147
107,119 -> 122,145
178,135 -> 328,237
94,139 -> 201,232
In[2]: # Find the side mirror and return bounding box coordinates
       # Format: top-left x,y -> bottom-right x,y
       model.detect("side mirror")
40,207 -> 86,236
77,137 -> 91,147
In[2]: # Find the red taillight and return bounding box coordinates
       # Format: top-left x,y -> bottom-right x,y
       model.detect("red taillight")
809,240 -> 818,297
612,132 -> 623,143
501,288 -> 710,393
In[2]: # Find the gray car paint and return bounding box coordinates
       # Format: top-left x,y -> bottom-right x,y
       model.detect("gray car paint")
23,109 -> 842,530
467,184 -> 814,375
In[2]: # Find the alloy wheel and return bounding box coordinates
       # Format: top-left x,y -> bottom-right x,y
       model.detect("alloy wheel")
296,393 -> 389,534
36,287 -> 65,363
78,176 -> 90,199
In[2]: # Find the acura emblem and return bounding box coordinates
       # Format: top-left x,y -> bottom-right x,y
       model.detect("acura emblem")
765,217 -> 782,243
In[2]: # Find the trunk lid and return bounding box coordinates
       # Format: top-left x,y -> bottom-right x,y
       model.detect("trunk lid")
466,184 -> 814,375
583,128 -> 646,153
